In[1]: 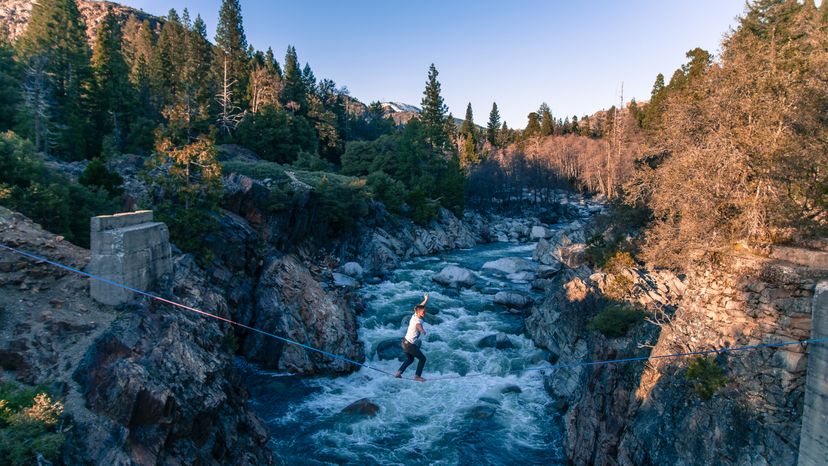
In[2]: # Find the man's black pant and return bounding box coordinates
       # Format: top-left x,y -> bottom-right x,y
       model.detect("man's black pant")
398,340 -> 426,377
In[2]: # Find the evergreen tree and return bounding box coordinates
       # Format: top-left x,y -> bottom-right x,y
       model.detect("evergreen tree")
460,102 -> 476,141
486,102 -> 501,146
643,73 -> 666,131
282,45 -> 307,112
538,102 -> 553,136
302,63 -> 317,96
214,0 -> 249,108
92,9 -> 135,152
17,0 -> 92,159
420,63 -> 452,151
524,112 -> 541,138
0,33 -> 20,132
498,121 -> 510,146
153,10 -> 186,108
184,14 -> 214,133
571,115 -> 580,135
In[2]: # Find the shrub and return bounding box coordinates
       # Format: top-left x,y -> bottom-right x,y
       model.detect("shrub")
605,250 -> 636,273
686,356 -> 727,400
603,273 -> 636,301
0,131 -> 119,247
79,158 -> 124,197
586,304 -> 645,338
146,136 -> 223,256
234,105 -> 318,164
0,381 -> 65,466
366,171 -> 407,213
292,151 -> 330,171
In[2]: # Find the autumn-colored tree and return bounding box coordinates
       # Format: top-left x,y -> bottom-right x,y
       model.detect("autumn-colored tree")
627,1 -> 827,267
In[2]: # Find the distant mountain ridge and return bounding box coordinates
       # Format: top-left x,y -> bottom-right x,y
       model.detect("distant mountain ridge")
0,0 -> 162,45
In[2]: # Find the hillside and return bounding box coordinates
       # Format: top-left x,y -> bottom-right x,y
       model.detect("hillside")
0,0 -> 162,44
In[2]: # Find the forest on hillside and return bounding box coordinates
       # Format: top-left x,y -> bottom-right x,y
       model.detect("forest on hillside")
0,0 -> 825,267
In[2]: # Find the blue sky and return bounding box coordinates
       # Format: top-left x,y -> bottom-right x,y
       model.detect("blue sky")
122,0 -> 746,127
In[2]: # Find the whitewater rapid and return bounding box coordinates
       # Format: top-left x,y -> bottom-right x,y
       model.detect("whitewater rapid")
245,242 -> 566,465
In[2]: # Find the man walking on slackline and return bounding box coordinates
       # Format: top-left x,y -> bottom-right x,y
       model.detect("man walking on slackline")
395,293 -> 429,382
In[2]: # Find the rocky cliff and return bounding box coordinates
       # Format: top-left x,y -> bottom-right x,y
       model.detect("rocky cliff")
0,206 -> 272,464
527,244 -> 828,465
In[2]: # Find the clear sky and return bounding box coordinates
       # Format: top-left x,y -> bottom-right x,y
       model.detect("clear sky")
121,0 -> 746,127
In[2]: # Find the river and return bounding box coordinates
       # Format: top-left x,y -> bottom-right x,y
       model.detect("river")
243,241 -> 566,465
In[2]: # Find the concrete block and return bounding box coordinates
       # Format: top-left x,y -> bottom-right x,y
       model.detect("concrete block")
91,210 -> 153,232
89,210 -> 171,306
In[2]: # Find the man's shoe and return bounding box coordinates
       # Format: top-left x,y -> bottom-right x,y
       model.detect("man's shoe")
394,371 -> 402,378
414,376 -> 426,382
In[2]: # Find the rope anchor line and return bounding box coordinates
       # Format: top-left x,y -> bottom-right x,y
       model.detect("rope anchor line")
1,243 -> 825,383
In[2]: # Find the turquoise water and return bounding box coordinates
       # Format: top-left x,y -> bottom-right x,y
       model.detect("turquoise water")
244,242 -> 565,465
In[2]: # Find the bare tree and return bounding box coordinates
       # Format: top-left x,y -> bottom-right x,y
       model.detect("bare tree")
215,54 -> 243,136
22,56 -> 54,155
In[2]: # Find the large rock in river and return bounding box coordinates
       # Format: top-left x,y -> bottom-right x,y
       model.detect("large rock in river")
477,333 -> 516,350
341,398 -> 380,417
244,255 -> 364,374
432,265 -> 477,288
375,338 -> 405,361
482,257 -> 537,275
493,291 -> 534,310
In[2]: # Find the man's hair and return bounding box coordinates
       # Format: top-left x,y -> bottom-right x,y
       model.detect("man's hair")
414,304 -> 426,312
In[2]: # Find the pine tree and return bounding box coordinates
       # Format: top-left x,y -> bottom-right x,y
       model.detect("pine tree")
302,63 -> 317,96
128,20 -> 155,113
420,63 -> 451,151
498,121 -> 510,146
282,45 -> 307,112
538,102 -> 553,136
17,0 -> 92,159
486,102 -> 501,146
0,32 -> 20,132
153,10 -> 186,108
214,0 -> 249,108
571,115 -> 580,135
460,102 -> 476,141
92,9 -> 135,152
185,14 -> 214,130
524,112 -> 541,138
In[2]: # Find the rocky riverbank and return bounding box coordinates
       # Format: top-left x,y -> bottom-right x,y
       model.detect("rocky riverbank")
0,206 -> 272,465
524,222 -> 828,464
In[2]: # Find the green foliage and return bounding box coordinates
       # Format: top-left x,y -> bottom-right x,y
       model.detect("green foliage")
605,250 -> 636,273
0,39 -> 20,132
16,0 -> 92,160
348,101 -> 396,141
0,132 -> 119,246
0,381 -> 65,466
292,151 -> 330,171
603,272 -> 635,301
235,105 -> 317,163
79,158 -> 124,197
486,102 -> 501,146
585,234 -> 618,268
281,45 -> 307,112
686,356 -> 727,400
586,304 -> 645,338
214,0 -> 249,109
366,171 -> 406,213
146,136 -> 223,255
420,64 -> 453,151
538,102 -> 553,136
524,112 -> 541,138
341,135 -> 397,176
340,119 -> 464,221
92,10 -> 136,154
221,159 -> 290,183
